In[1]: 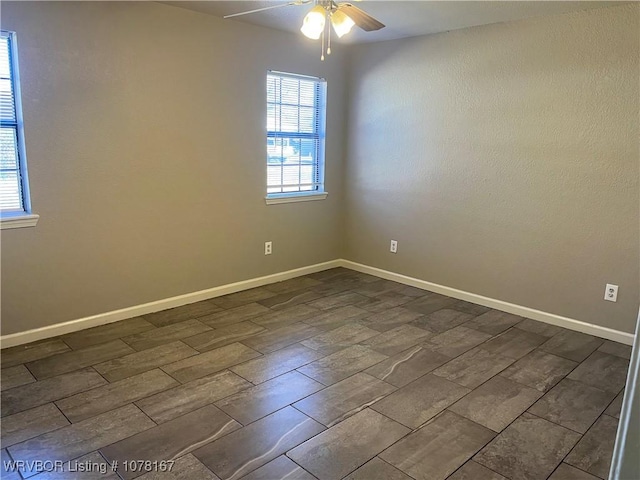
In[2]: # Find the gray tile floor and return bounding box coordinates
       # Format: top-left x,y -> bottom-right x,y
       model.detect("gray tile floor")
0,268 -> 631,480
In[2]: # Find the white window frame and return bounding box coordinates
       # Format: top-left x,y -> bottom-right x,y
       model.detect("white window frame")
1,30 -> 37,229
265,70 -> 328,205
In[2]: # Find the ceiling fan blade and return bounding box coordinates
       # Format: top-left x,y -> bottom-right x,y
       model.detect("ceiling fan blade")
337,3 -> 385,31
224,0 -> 311,19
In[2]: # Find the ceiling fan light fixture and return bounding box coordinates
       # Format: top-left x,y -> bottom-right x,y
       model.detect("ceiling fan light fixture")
300,5 -> 326,40
331,9 -> 355,38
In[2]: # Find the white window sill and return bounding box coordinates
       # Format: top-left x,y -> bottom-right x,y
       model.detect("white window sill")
265,192 -> 328,205
1,213 -> 39,230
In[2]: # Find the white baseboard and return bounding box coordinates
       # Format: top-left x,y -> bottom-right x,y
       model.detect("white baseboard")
341,260 -> 636,346
0,260 -> 341,349
2,258 -> 635,349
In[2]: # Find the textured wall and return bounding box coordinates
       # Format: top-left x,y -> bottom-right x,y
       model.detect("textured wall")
0,2 -> 348,335
345,4 -> 639,333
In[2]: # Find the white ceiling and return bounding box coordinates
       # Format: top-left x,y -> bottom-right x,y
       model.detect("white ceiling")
163,1 -> 626,44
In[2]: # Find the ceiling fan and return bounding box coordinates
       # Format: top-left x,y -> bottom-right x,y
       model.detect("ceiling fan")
224,0 -> 385,60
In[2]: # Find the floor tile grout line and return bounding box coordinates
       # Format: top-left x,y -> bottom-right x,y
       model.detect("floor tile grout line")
117,318 -> 214,352
523,374 -> 623,435
445,374 -> 618,480
60,319 -> 161,352
539,339 -> 605,363
2,272 -> 627,480
239,402 -> 318,436
217,379 -> 332,428
544,461 -> 566,480
430,352 -> 518,391
445,456 -> 508,480
227,345 -> 333,385
562,437 -> 610,480
51,399 -> 74,427
288,403 -> 334,430
92,340 -> 202,384
1,403 -> 74,451
132,403 -> 158,427
442,371 -> 543,432
133,397 -> 232,428
443,423 -> 501,479
292,366 -> 332,386
368,406 -> 420,434
234,357 -> 329,387
1,366 -> 112,419
551,457 -> 606,480
229,313 -> 521,400
228,367 -> 260,387
2,448 -> 21,480
129,370 -> 328,432
21,341 -> 141,382
524,410 -> 586,436
285,406 -> 411,480
375,455 -> 417,479
601,387 -> 625,413
94,404 -> 160,459
374,408 -> 497,479
0,344 -> 615,423
282,455 -> 320,480
181,324 -> 269,356
95,449 -> 124,480
31,401 -> 161,439
159,365 -> 184,385
429,325 -> 580,388
209,403 -> 328,474
495,349 -> 581,393
59,337 -> 76,352
1,344 -> 71,371
225,278 -> 614,455
467,407 -> 582,478
559,413 -> 619,479
18,362 -> 39,388
289,371 -> 397,419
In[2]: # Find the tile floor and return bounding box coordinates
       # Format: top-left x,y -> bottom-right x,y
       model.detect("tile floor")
0,268 -> 631,480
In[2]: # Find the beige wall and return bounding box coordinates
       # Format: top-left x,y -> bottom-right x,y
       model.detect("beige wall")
0,2 -> 349,335
344,4 -> 639,334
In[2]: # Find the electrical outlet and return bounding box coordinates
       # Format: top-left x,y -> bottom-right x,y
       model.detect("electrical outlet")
265,241 -> 272,255
604,284 -> 618,302
390,240 -> 398,254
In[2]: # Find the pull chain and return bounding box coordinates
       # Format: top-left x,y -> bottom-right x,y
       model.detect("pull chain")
321,28 -> 325,61
327,13 -> 332,55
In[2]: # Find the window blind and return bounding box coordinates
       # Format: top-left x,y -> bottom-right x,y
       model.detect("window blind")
0,31 -> 26,213
266,71 -> 326,195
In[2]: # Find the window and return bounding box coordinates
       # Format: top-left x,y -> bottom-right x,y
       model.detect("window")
266,71 -> 327,204
1,31 -> 36,228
